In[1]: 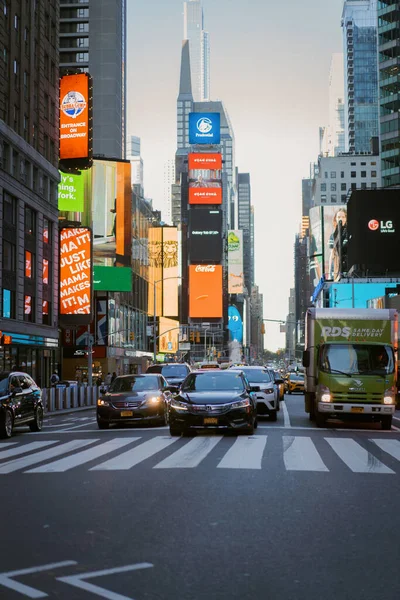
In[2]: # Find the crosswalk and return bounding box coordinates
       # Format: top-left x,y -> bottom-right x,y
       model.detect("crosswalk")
0,435 -> 400,475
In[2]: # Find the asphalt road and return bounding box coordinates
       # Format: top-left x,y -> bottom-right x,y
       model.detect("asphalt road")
1,394 -> 400,600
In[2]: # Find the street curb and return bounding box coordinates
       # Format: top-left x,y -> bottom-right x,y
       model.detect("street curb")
44,405 -> 96,417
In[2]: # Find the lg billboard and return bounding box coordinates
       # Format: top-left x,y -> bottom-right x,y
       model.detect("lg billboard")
347,190 -> 400,273
188,209 -> 222,263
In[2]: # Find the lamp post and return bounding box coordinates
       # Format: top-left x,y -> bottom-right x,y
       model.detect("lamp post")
152,276 -> 181,363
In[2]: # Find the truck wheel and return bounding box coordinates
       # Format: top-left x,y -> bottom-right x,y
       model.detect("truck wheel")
309,401 -> 315,421
269,410 -> 277,422
315,410 -> 326,428
381,416 -> 392,431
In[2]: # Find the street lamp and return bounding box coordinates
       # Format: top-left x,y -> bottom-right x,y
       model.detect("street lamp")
152,276 -> 182,363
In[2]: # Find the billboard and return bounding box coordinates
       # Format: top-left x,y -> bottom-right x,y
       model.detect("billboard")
188,153 -> 222,170
189,209 -> 222,263
189,113 -> 221,145
148,227 -> 163,318
59,227 -> 92,324
58,171 -> 86,212
227,230 -> 244,294
93,266 -> 132,292
159,317 -> 179,354
347,190 -> 400,273
162,227 -> 179,318
189,265 -> 223,318
228,305 -> 243,343
323,205 -> 347,281
188,152 -> 222,205
59,73 -> 92,163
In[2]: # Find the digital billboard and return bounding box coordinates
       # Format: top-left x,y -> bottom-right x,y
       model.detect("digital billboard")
227,230 -> 244,294
189,265 -> 223,318
162,227 -> 179,318
188,153 -> 222,170
59,73 -> 92,164
148,227 -> 163,318
189,209 -> 222,263
323,205 -> 347,281
189,113 -> 221,145
159,317 -> 179,354
347,190 -> 400,273
58,171 -> 86,212
188,152 -> 222,205
228,305 -> 243,343
93,266 -> 132,292
59,227 -> 92,324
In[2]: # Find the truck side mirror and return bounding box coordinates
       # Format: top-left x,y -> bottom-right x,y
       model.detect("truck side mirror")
302,350 -> 310,368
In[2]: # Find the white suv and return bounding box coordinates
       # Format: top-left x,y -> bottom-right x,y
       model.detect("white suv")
230,366 -> 279,421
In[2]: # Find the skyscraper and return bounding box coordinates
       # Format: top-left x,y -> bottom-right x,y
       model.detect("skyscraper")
237,173 -> 253,294
183,0 -> 210,101
59,0 -> 126,159
163,160 -> 175,224
341,0 -> 379,153
323,54 -> 345,157
126,135 -> 144,191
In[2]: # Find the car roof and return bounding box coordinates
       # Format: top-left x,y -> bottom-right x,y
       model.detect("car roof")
231,366 -> 267,370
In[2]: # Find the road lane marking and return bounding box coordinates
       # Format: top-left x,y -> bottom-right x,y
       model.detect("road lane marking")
0,440 -> 96,474
281,401 -> 291,428
58,563 -> 153,600
0,441 -> 57,461
0,560 -> 77,598
370,439 -> 400,461
283,436 -> 329,471
27,438 -> 137,473
91,437 -> 177,470
216,435 -> 267,469
325,438 -> 394,473
57,421 -> 100,431
154,436 -> 222,469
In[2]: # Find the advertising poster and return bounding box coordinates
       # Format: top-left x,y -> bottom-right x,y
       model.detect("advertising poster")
93,266 -> 132,292
189,265 -> 223,318
188,153 -> 222,170
323,205 -> 347,281
59,73 -> 90,160
148,227 -> 163,318
189,113 -> 221,145
162,227 -> 179,318
59,227 -> 92,317
189,210 -> 222,263
308,206 -> 323,287
159,317 -> 179,354
227,230 -> 244,294
228,305 -> 243,343
188,152 -> 222,205
58,171 -> 86,212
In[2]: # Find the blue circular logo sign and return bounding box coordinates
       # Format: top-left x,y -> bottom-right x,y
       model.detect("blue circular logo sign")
196,117 -> 213,134
61,91 -> 87,119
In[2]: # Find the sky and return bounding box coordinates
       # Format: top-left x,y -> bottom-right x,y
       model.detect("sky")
126,0 -> 345,351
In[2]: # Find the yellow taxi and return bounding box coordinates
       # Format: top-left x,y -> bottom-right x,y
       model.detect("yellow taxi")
285,372 -> 305,394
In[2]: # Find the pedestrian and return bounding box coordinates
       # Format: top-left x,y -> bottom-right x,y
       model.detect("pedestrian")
111,371 -> 117,383
104,372 -> 112,386
50,370 -> 59,387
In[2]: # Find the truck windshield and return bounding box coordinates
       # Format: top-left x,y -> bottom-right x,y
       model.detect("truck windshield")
319,344 -> 395,376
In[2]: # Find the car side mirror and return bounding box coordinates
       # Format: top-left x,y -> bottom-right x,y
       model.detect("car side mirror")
302,350 -> 310,368
275,378 -> 284,385
11,387 -> 23,396
166,385 -> 179,394
249,386 -> 260,393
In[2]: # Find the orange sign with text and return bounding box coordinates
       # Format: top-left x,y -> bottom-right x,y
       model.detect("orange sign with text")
59,74 -> 89,160
59,227 -> 92,315
189,188 -> 222,204
189,265 -> 223,318
188,153 -> 222,170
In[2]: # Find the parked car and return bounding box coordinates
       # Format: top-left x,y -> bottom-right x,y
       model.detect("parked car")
0,372 -> 44,438
97,374 -> 173,429
145,363 -> 191,390
168,370 -> 258,436
231,366 -> 279,420
285,372 -> 305,394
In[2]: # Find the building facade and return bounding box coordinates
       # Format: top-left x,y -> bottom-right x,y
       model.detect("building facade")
183,0 -> 210,102
321,53 -> 346,157
237,173 -> 253,293
0,0 -> 60,386
59,0 -> 126,159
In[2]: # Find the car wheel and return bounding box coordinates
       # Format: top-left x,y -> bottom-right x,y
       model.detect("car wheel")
276,399 -> 280,411
169,424 -> 182,436
315,410 -> 326,428
29,406 -> 44,432
269,410 -> 278,422
254,417 -> 258,429
381,416 -> 392,430
246,422 -> 255,435
97,419 -> 109,430
0,409 -> 13,439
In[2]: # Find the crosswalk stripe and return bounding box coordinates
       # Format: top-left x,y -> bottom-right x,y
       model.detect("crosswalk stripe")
154,436 -> 222,469
0,440 -> 96,474
0,441 -> 57,461
325,438 -> 395,474
283,436 -> 329,472
91,437 -> 177,471
370,439 -> 400,462
217,436 -> 267,469
27,438 -> 137,473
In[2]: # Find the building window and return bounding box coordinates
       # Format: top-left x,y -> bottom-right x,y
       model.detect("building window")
331,194 -> 337,203
43,258 -> 49,284
13,58 -> 18,74
371,161 -> 376,166
320,183 -> 326,192
24,295 -> 33,321
361,182 -> 367,189
3,240 -> 16,271
25,206 -> 36,235
361,162 -> 366,166
371,182 -> 377,189
330,172 -> 336,178
25,250 -> 34,278
42,300 -> 51,325
43,218 -> 49,243
14,13 -> 19,30
331,183 -> 336,192
341,171 -> 344,178
361,171 -> 366,178
351,171 -> 356,178
3,192 -> 16,223
341,194 -> 347,202
341,183 -> 346,191
12,150 -> 18,176
351,183 -> 357,190
351,162 -> 356,166
321,195 -> 327,203
2,289 -> 16,319
371,171 -> 377,178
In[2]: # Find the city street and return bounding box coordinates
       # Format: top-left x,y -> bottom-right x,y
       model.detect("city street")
1,395 -> 400,600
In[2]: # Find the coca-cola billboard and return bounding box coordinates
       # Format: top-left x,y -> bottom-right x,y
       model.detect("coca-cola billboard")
189,265 -> 223,318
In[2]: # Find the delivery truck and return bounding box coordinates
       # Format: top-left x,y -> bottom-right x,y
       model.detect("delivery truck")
302,308 -> 398,429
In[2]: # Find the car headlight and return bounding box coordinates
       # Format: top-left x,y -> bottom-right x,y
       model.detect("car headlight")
231,398 -> 251,409
383,387 -> 395,405
142,396 -> 162,406
318,385 -> 331,403
261,388 -> 274,395
170,399 -> 189,412
97,399 -> 109,407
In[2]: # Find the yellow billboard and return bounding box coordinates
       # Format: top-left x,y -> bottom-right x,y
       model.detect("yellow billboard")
159,317 -> 179,354
162,227 -> 179,318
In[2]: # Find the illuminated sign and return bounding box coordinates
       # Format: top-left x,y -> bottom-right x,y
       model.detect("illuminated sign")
59,73 -> 92,164
58,171 -> 86,212
93,266 -> 132,292
227,230 -> 244,294
189,113 -> 221,145
25,251 -> 32,278
188,153 -> 222,170
159,317 -> 179,354
189,188 -> 222,204
59,227 -> 92,320
228,305 -> 243,343
189,210 -> 222,262
43,259 -> 49,285
162,227 -> 179,318
188,152 -> 222,205
189,265 -> 223,318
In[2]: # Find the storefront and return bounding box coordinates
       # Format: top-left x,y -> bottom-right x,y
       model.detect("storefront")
0,332 -> 59,388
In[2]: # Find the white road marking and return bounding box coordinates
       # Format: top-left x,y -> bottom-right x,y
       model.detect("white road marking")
0,441 -> 57,461
57,563 -> 153,600
27,438 -> 137,473
370,439 -> 400,461
0,560 -> 77,598
325,438 -> 395,473
281,401 -> 291,428
217,435 -> 267,469
57,421 -> 100,431
392,416 -> 400,422
154,436 -> 222,469
91,437 -> 177,470
0,440 -> 96,474
283,436 -> 329,472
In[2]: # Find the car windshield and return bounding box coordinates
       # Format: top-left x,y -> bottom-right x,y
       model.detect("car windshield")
236,369 -> 271,383
290,374 -> 304,380
0,374 -> 9,394
181,372 -> 245,392
109,376 -> 159,392
319,344 -> 395,376
160,365 -> 188,378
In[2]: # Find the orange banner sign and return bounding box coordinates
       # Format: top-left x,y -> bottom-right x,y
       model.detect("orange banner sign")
189,188 -> 222,205
188,153 -> 222,170
59,74 -> 89,160
189,265 -> 223,318
59,227 -> 92,315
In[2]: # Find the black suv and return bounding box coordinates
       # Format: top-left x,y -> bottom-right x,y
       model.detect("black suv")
145,363 -> 191,390
0,372 -> 44,438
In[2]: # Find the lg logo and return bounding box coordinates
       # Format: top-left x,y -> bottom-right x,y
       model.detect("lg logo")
368,219 -> 379,231
368,219 -> 395,233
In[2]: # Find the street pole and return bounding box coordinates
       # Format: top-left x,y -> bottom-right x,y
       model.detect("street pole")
87,324 -> 92,386
204,329 -> 207,361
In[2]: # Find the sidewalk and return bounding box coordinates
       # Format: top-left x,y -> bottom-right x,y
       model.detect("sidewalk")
44,405 -> 96,417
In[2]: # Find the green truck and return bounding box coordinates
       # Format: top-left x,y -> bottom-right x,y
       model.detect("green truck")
302,308 -> 398,430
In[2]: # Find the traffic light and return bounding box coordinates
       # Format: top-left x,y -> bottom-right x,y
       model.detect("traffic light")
196,331 -> 200,343
261,322 -> 265,335
0,334 -> 12,345
129,332 -> 135,341
190,331 -> 195,342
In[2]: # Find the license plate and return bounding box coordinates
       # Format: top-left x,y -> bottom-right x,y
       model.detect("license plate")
120,411 -> 133,417
204,417 -> 218,425
351,407 -> 364,413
